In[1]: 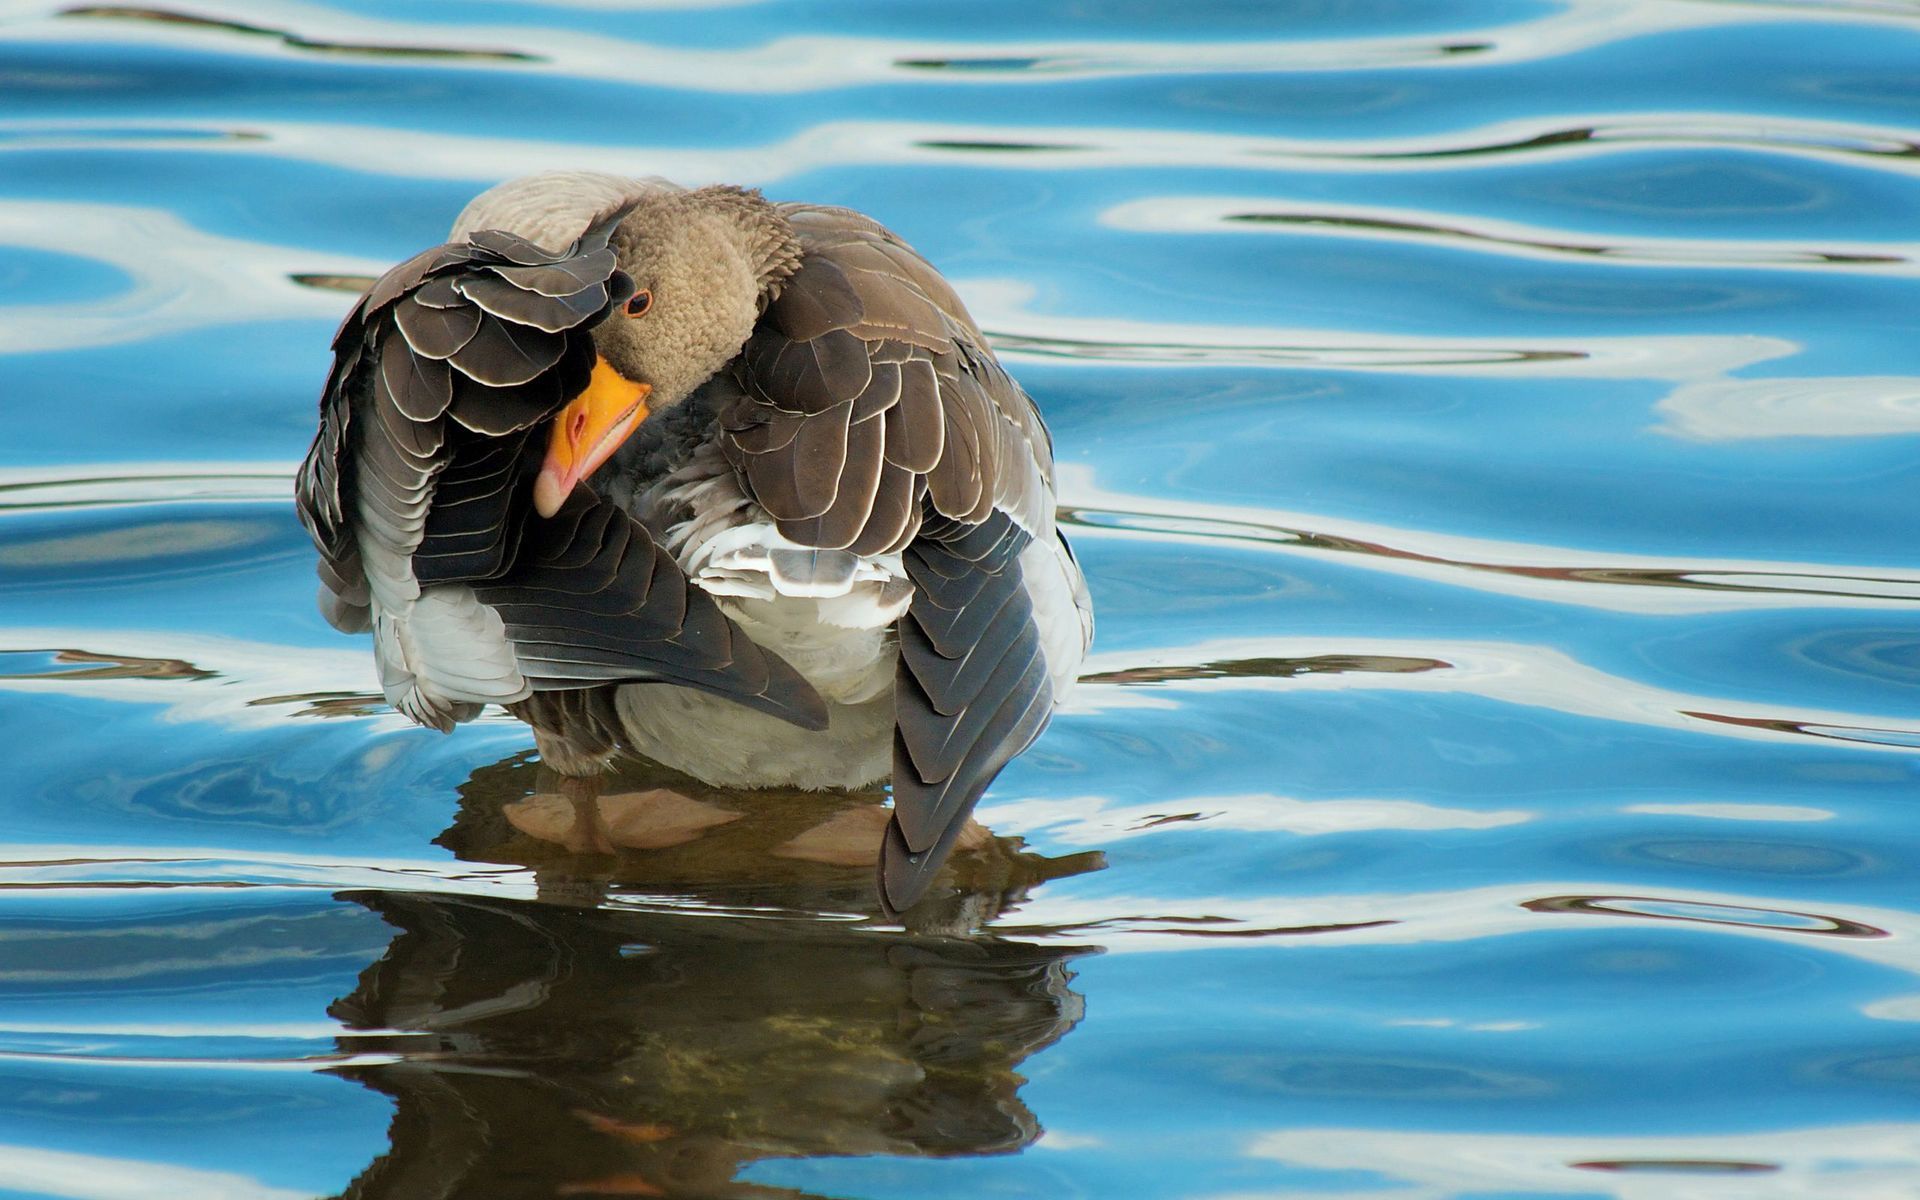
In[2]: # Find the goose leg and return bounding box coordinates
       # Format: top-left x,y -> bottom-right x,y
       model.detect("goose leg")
558,772 -> 617,855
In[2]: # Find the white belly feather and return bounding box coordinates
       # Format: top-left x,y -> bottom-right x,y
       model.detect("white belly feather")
360,432 -> 1089,790
599,441 -> 1089,791
608,447 -> 907,789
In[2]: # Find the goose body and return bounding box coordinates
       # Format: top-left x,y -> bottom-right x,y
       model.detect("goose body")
297,173 -> 1092,910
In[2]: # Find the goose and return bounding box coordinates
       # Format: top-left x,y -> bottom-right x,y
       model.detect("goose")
296,171 -> 1092,911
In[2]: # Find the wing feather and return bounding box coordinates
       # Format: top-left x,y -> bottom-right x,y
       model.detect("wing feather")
882,511 -> 1057,911
884,358 -> 944,472
377,330 -> 454,424
847,464 -> 920,559
783,408 -> 885,550
295,198 -> 826,735
447,313 -> 567,387
393,296 -> 483,361
711,204 -> 1085,910
474,488 -> 825,731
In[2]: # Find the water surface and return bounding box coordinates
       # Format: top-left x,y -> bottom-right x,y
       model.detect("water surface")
3,1 -> 1920,1197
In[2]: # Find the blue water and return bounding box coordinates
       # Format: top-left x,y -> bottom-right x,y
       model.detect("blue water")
3,1 -> 1920,1196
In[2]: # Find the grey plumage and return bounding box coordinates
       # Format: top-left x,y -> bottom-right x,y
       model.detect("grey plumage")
296,173 -> 1091,912
297,197 -> 826,735
885,510 -> 1056,911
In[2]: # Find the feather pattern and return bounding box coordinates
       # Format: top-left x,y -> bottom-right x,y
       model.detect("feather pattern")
718,205 -> 1056,556
707,203 -> 1088,910
295,198 -> 826,737
472,486 -> 826,731
883,510 -> 1055,911
299,177 -> 1087,915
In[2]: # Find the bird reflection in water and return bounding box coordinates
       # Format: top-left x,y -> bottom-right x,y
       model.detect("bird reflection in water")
325,753 -> 1103,1199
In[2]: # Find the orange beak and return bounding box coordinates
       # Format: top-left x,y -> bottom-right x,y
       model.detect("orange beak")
532,357 -> 652,518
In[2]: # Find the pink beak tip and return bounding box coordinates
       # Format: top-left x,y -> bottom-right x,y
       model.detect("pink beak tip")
531,467 -> 571,519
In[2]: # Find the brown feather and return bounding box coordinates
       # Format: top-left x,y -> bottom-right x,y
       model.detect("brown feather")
770,254 -> 864,340
781,408 -> 884,550
410,276 -> 464,310
372,375 -> 446,462
925,391 -> 986,521
446,345 -> 586,435
377,331 -> 454,424
800,328 -> 872,413
848,360 -> 903,425
490,249 -> 618,297
882,511 -> 1056,910
364,244 -> 445,312
845,464 -> 921,557
465,227 -> 568,266
455,272 -> 609,333
883,357 -> 944,472
393,295 -> 483,361
745,398 -> 853,521
447,313 -> 566,387
721,403 -> 809,456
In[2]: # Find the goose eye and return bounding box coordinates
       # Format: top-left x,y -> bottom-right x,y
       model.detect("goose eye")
624,289 -> 653,318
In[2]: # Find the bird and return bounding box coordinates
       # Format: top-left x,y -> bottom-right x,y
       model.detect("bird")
295,171 -> 1092,912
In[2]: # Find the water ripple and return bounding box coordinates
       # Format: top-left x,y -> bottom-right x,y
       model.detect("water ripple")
1005,883 -> 1920,970
1108,195 -> 1914,275
1523,894 -> 1888,938
0,200 -> 374,353
4,1 -> 1920,1193
0,647 -> 214,681
1249,1125 -> 1920,1200
1061,468 -> 1920,613
1074,633 -> 1920,756
0,465 -> 296,512
1283,114 -> 1920,169
59,6 -> 542,62
0,625 -> 377,727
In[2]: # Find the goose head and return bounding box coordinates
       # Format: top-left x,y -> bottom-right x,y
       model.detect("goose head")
451,172 -> 800,517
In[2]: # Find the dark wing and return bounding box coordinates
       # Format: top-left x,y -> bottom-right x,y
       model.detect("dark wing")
721,206 -> 1054,556
461,475 -> 826,731
296,220 -> 621,631
295,206 -> 825,734
884,510 -> 1056,911
717,205 -> 1069,910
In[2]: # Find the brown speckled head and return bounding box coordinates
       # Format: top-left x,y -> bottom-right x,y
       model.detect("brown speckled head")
451,174 -> 799,411
594,185 -> 801,412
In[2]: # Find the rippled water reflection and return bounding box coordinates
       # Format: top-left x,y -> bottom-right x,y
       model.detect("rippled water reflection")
4,1 -> 1920,1197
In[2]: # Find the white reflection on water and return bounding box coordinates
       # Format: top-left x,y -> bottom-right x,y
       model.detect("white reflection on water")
1859,994 -> 1920,1022
0,1143 -> 309,1200
0,202 -> 377,354
0,463 -> 296,510
28,611 -> 1912,756
18,0 -> 1920,88
1241,1123 -> 1920,1199
0,115 -> 1406,187
0,626 -> 384,729
0,1019 -> 344,1036
3,1 -> 1500,91
0,853 -> 538,897
1626,803 -> 1835,822
1277,111 -> 1920,172
989,792 -> 1531,842
1655,375 -> 1920,440
8,110 -> 1916,204
0,519 -> 262,567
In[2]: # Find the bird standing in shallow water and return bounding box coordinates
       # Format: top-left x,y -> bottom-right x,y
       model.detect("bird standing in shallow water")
296,172 -> 1092,912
